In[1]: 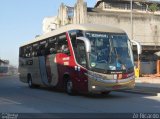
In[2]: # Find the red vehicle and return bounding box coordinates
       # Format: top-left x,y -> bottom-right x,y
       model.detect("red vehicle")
19,24 -> 141,95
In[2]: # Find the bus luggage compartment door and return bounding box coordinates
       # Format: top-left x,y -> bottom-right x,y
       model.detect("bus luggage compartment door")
39,56 -> 49,86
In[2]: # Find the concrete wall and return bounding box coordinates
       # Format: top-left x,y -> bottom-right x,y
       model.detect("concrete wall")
73,0 -> 87,24
58,3 -> 69,26
56,0 -> 160,46
140,62 -> 156,74
87,11 -> 160,46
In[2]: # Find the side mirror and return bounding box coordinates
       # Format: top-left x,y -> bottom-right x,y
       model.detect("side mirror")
76,37 -> 91,53
131,40 -> 142,55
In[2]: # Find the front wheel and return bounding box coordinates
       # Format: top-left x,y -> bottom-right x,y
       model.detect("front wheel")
28,76 -> 37,88
66,79 -> 75,95
101,91 -> 111,95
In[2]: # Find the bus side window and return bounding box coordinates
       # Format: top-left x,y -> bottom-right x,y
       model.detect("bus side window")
24,46 -> 32,58
41,49 -> 45,56
29,46 -> 32,58
37,46 -> 42,56
32,43 -> 39,57
20,47 -> 25,58
44,42 -> 49,55
37,40 -> 47,56
57,34 -> 70,55
49,48 -> 55,54
48,37 -> 57,55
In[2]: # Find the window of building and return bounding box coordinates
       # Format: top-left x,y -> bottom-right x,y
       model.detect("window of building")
104,3 -> 111,9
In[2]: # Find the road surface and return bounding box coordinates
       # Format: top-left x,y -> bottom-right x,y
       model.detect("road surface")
0,76 -> 159,118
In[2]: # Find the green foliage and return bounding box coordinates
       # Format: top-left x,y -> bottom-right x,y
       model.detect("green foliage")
149,3 -> 159,12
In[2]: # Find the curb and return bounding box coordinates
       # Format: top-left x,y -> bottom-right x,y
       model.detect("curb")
0,75 -> 18,79
135,85 -> 160,93
120,86 -> 160,96
121,89 -> 158,96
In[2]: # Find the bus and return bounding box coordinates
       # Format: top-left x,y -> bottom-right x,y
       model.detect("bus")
0,60 -> 9,76
0,66 -> 8,75
19,24 -> 141,95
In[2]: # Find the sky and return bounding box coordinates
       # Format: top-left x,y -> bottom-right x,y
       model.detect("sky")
0,0 -> 96,67
0,0 -> 160,67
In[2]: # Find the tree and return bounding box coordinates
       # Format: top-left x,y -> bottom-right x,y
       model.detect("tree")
149,3 -> 159,12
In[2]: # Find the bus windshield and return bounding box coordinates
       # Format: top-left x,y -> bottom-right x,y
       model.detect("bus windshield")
85,32 -> 134,73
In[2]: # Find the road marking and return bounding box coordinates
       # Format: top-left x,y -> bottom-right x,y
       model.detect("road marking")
0,97 -> 21,105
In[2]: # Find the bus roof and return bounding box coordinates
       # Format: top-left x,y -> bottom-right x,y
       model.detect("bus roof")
21,24 -> 125,47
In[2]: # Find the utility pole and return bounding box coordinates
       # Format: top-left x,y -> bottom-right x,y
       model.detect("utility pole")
130,0 -> 133,41
131,0 -> 140,77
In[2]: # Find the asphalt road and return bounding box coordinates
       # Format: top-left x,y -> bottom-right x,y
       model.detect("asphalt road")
0,76 -> 160,118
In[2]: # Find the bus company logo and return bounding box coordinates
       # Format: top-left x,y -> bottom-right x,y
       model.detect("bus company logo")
110,71 -> 123,74
1,113 -> 18,119
62,57 -> 70,61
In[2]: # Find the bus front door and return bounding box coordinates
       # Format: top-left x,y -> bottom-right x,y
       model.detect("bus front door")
76,39 -> 88,93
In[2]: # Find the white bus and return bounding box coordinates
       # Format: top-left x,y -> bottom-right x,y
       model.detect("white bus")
19,24 -> 141,95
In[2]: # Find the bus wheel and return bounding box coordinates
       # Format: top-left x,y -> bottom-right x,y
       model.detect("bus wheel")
101,91 -> 111,95
28,76 -> 34,88
66,79 -> 75,95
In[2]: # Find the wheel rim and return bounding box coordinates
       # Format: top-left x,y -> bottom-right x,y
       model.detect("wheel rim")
67,80 -> 72,93
28,78 -> 32,87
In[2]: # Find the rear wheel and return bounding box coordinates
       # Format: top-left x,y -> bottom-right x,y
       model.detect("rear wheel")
101,91 -> 111,95
28,75 -> 37,88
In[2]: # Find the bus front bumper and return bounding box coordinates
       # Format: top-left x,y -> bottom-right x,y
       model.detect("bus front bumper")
88,77 -> 135,93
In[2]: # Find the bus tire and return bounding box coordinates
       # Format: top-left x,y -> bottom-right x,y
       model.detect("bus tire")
101,91 -> 111,95
28,75 -> 36,88
66,79 -> 75,95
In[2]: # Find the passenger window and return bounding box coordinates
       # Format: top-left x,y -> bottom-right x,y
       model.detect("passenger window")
57,34 -> 70,55
19,47 -> 25,57
48,37 -> 57,54
32,43 -> 38,57
24,46 -> 32,58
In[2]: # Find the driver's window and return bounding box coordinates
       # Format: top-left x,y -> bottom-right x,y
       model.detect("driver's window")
77,40 -> 87,67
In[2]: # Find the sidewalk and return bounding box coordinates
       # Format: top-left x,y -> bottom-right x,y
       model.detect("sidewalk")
136,77 -> 160,85
132,77 -> 160,95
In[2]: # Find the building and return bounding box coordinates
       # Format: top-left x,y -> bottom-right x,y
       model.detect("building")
0,59 -> 18,76
0,59 -> 9,75
43,0 -> 160,74
42,16 -> 60,34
